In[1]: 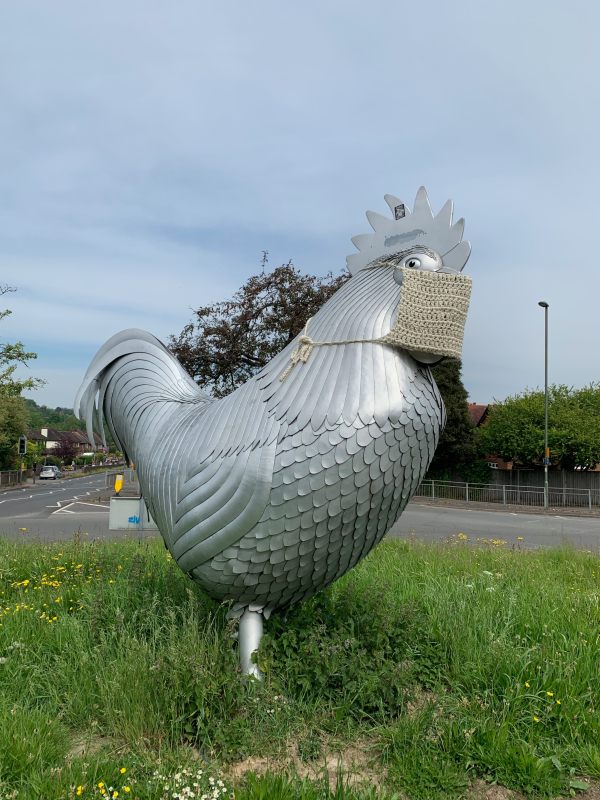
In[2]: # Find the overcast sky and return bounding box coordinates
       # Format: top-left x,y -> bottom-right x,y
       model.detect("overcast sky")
1,1 -> 598,409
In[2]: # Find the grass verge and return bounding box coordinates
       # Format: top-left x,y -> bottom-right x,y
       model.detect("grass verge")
0,536 -> 599,798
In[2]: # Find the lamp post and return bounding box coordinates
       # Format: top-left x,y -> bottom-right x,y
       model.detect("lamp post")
538,301 -> 549,508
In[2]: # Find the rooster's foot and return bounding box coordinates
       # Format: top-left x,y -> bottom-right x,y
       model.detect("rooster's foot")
238,608 -> 263,680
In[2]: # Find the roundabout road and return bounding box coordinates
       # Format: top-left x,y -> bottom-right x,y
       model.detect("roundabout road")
390,502 -> 600,551
0,488 -> 598,549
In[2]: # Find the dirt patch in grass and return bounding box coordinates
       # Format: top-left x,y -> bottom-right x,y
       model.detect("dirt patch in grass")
68,735 -> 122,760
579,782 -> 600,800
405,687 -> 437,717
465,779 -> 525,799
228,738 -> 384,790
465,778 -> 600,799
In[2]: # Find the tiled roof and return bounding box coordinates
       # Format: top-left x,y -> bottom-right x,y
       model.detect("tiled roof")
26,428 -> 101,447
468,403 -> 489,427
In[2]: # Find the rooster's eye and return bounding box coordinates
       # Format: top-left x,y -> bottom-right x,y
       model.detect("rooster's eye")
399,250 -> 442,271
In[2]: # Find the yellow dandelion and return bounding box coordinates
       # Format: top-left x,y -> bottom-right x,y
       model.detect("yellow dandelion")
112,792 -> 119,798
525,682 -> 530,688
119,768 -> 126,774
76,787 -> 84,797
98,782 -> 104,789
546,691 -> 554,697
533,716 -> 540,723
556,699 -> 561,705
124,789 -> 131,795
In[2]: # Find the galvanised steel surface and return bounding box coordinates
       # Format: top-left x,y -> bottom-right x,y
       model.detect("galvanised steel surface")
76,187 -> 472,676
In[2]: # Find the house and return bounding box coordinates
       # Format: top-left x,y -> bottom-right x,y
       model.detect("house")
27,428 -> 107,457
467,403 -> 513,470
467,403 -> 489,428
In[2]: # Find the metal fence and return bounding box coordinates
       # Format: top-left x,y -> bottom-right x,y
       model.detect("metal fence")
104,469 -> 137,488
0,470 -> 23,487
415,479 -> 600,510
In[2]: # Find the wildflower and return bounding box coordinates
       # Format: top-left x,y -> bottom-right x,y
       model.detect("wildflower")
76,787 -> 84,797
516,536 -> 524,541
123,789 -> 131,795
98,782 -> 105,790
546,691 -> 554,697
556,699 -> 561,705
119,768 -> 126,774
19,527 -> 28,532
533,716 -> 540,723
525,682 -> 530,688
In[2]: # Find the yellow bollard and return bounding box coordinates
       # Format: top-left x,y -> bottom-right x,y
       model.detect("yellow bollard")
114,473 -> 124,496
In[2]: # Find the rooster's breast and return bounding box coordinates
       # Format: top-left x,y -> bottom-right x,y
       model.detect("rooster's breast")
189,367 -> 443,617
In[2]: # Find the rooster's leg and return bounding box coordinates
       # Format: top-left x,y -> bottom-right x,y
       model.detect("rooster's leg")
238,608 -> 264,679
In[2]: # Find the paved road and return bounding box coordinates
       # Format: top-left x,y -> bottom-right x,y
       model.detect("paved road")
389,503 -> 600,550
0,473 -> 111,527
1,482 -> 598,549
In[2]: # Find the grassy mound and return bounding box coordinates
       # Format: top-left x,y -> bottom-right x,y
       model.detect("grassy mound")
0,537 -> 599,798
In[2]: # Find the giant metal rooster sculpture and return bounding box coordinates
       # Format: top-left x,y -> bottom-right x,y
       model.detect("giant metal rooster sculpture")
76,187 -> 472,676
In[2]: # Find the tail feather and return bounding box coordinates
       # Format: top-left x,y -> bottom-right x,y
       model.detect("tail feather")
75,328 -> 207,456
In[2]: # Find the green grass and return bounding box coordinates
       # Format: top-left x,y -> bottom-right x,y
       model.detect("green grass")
0,535 -> 599,799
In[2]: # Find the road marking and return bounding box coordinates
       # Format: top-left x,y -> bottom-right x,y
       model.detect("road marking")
52,502 -> 75,514
51,500 -> 110,514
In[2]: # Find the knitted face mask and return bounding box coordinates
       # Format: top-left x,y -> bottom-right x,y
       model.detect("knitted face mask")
380,266 -> 472,360
279,264 -> 472,382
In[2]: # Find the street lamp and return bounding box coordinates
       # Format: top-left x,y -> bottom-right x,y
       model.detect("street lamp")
538,301 -> 549,508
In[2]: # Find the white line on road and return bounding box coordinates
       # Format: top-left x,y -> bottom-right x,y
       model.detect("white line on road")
51,500 -> 110,514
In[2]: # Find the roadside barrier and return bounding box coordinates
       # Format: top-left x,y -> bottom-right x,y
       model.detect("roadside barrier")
415,480 -> 599,510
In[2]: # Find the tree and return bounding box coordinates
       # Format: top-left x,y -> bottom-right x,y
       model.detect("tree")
427,358 -> 480,479
0,286 -> 43,468
53,438 -> 78,464
169,259 -> 349,397
0,396 -> 28,469
0,286 -> 44,396
24,399 -> 85,432
477,384 -> 600,470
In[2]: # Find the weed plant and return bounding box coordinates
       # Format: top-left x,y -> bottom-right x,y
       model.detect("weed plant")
0,536 -> 599,798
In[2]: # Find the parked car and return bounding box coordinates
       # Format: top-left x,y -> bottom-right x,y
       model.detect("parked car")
39,466 -> 62,480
